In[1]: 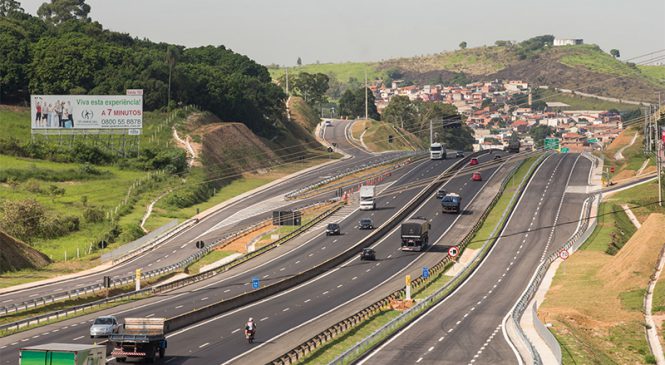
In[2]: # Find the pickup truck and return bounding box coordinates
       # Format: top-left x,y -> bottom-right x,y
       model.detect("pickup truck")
110,317 -> 167,363
441,193 -> 462,213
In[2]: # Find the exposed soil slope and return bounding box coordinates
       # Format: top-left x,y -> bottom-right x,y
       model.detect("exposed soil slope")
0,230 -> 51,273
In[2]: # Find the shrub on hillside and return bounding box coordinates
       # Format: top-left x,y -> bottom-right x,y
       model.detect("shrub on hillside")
164,183 -> 215,209
23,179 -> 42,194
0,199 -> 45,242
40,215 -> 80,239
83,206 -> 106,223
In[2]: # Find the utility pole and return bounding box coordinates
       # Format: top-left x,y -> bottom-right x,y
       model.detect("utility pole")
365,71 -> 368,121
285,67 -> 290,95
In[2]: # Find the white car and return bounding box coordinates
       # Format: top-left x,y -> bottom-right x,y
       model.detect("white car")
90,315 -> 120,338
324,120 -> 333,127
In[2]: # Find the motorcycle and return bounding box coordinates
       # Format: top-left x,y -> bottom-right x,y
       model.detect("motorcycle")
245,329 -> 255,344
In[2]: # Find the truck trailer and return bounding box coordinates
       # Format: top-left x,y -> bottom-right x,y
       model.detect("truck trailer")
359,185 -> 376,211
430,142 -> 446,160
19,343 -> 105,365
110,317 -> 167,363
400,217 -> 430,251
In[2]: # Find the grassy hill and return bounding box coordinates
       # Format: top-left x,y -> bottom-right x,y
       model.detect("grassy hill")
269,40 -> 665,104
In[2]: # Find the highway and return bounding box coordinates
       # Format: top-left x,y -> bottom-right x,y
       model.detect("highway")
360,153 -> 593,365
0,119 -> 406,310
105,152 -> 503,365
0,136 -> 471,364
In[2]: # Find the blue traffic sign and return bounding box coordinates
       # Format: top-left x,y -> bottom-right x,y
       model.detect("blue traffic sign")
251,277 -> 260,289
423,267 -> 430,279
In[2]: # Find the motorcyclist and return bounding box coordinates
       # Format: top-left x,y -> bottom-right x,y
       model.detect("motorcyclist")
245,317 -> 256,337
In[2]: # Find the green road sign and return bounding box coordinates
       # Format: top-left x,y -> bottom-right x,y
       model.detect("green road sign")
587,138 -> 598,143
561,147 -> 570,153
544,138 -> 560,150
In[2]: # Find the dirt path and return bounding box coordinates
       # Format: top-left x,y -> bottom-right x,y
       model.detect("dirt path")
172,127 -> 198,167
140,190 -> 172,233
614,132 -> 638,161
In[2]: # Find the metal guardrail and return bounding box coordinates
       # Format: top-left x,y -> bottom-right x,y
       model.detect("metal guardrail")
284,152 -> 422,199
269,152 -> 548,365
508,192 -> 597,365
101,219 -> 180,263
0,202 -> 345,335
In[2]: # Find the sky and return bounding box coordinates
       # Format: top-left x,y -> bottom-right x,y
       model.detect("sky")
17,0 -> 665,67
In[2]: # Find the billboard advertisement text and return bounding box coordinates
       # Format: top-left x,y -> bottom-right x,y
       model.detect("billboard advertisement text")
31,95 -> 143,130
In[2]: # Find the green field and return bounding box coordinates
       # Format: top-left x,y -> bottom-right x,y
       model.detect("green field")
268,62 -> 385,84
638,65 -> 665,85
558,45 -> 642,78
537,88 -> 639,111
467,156 -> 538,249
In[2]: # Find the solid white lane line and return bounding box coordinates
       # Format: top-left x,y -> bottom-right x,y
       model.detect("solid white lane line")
199,342 -> 209,348
73,336 -> 84,341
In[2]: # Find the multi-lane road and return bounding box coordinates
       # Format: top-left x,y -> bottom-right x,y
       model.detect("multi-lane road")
361,153 -> 592,365
0,148 -> 506,365
0,120 -> 403,309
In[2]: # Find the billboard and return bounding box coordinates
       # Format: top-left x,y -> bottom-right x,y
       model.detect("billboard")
31,95 -> 143,130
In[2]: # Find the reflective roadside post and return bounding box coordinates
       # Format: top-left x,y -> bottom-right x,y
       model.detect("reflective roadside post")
405,275 -> 411,301
135,268 -> 141,291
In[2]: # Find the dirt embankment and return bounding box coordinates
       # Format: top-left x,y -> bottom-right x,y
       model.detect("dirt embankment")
199,122 -> 281,174
540,213 -> 665,364
0,230 -> 51,273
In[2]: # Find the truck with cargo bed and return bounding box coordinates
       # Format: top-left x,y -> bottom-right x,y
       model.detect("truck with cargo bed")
359,185 -> 376,210
441,193 -> 462,213
19,343 -> 105,365
110,317 -> 167,363
400,217 -> 430,251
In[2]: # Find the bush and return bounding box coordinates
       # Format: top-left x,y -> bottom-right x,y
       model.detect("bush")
40,215 -> 80,239
118,223 -> 145,243
83,206 -> 106,223
0,199 -> 46,242
23,179 -> 42,193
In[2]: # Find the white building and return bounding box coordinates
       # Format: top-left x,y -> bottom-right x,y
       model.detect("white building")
554,38 -> 584,46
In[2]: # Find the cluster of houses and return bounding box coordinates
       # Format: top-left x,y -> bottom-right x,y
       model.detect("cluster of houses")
372,79 -> 623,152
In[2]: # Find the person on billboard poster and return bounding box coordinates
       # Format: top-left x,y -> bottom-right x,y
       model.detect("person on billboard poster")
66,101 -> 74,128
55,100 -> 63,127
40,104 -> 48,126
35,101 -> 42,127
48,103 -> 57,128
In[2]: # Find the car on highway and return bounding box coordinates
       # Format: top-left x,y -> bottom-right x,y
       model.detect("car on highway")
469,157 -> 479,166
326,223 -> 341,236
360,248 -> 376,261
90,315 -> 120,338
359,218 -> 374,230
324,120 -> 333,127
494,155 -> 502,161
436,188 -> 447,199
455,151 -> 464,158
472,172 -> 482,181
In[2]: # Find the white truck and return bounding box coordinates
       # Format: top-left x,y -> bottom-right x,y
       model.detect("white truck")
430,142 -> 446,160
359,185 -> 376,211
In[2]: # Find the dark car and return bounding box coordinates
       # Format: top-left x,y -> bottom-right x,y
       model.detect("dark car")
494,155 -> 502,161
455,151 -> 464,158
326,223 -> 341,236
436,188 -> 447,199
359,218 -> 374,230
360,248 -> 376,261
469,158 -> 479,166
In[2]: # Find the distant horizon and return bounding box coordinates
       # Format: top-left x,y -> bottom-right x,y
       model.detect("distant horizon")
15,0 -> 665,67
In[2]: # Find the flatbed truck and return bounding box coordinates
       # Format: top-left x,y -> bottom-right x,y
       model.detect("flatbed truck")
110,317 -> 167,363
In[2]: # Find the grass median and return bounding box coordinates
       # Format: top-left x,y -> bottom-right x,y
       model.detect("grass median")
298,156 -> 541,364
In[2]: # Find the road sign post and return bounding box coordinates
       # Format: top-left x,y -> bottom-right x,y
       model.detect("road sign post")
448,246 -> 459,260
252,277 -> 260,289
405,275 -> 411,300
423,267 -> 430,279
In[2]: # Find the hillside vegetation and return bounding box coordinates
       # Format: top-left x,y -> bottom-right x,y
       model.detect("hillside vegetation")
0,231 -> 51,273
272,36 -> 665,103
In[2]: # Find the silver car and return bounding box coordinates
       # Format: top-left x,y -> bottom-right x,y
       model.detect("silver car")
90,315 -> 120,338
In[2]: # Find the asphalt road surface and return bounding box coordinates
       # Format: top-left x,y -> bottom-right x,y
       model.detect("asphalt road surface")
360,153 -> 592,365
0,140 -> 479,364
0,119 -> 405,309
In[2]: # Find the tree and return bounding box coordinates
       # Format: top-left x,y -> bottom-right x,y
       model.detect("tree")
529,125 -> 555,147
338,87 -> 379,120
610,49 -> 620,58
0,0 -> 23,16
293,72 -> 329,106
296,57 -> 302,66
531,100 -> 547,111
459,41 -> 467,50
166,45 -> 179,110
0,199 -> 45,242
383,95 -> 417,129
37,0 -> 91,25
